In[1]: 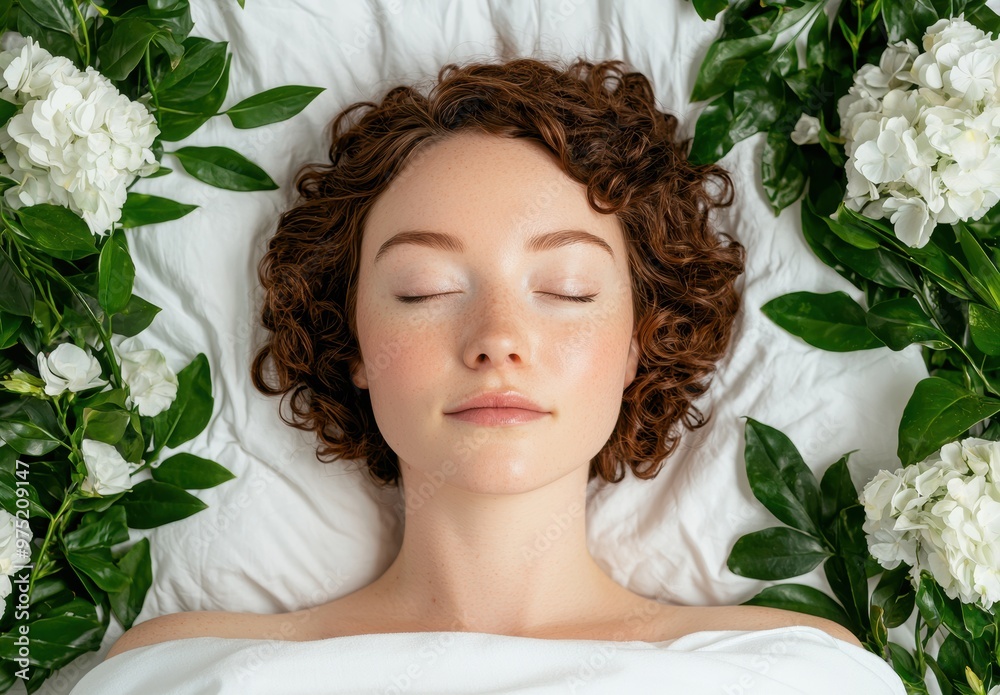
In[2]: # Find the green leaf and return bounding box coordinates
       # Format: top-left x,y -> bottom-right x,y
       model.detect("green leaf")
818,453 -> 860,529
119,479 -> 208,528
111,294 -> 162,337
120,193 -> 199,228
109,536 -> 152,629
688,92 -> 735,166
98,228 -> 134,315
65,547 -> 131,592
224,85 -> 324,129
237,0 -> 245,7
0,598 -> 103,668
691,34 -> 774,103
881,0 -> 945,43
871,562 -> 916,629
156,37 -> 228,102
151,353 -> 213,452
955,222 -> 1000,311
828,208 -> 882,249
18,0 -> 80,42
82,408 -> 131,445
0,312 -> 23,349
0,248 -> 33,317
155,52 -> 232,141
152,452 -> 236,489
727,526 -> 831,579
63,506 -> 130,551
969,303 -> 1000,356
742,417 -> 822,537
172,146 -> 278,191
865,297 -> 952,351
760,290 -> 885,352
0,98 -> 18,128
691,0 -> 728,21
729,55 -> 785,143
0,398 -> 61,456
16,204 -> 97,259
898,377 -> 1000,466
741,583 -> 853,629
761,128 -> 807,216
97,17 -> 162,81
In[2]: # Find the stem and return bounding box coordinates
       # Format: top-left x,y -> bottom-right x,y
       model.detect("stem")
2,222 -> 124,389
27,493 -> 76,602
71,0 -> 91,66
914,611 -> 926,679
911,287 -> 993,392
144,48 -> 159,112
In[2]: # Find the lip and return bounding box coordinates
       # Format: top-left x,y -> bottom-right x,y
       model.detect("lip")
444,390 -> 547,414
445,408 -> 548,426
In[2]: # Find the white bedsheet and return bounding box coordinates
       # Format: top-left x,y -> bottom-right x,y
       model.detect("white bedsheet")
36,0 -> 940,692
67,625 -> 905,695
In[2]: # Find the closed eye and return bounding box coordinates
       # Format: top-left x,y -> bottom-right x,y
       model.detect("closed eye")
395,293 -> 598,304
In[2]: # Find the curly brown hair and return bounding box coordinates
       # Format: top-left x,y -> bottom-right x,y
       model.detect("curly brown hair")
249,56 -> 746,490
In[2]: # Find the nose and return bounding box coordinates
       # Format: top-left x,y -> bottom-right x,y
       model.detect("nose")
462,291 -> 532,370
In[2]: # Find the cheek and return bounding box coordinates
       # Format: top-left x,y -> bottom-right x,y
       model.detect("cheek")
358,306 -> 443,409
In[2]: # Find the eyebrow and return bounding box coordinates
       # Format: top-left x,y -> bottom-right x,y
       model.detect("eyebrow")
373,228 -> 615,264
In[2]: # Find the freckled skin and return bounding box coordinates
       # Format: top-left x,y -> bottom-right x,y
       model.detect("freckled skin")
338,131 -> 657,637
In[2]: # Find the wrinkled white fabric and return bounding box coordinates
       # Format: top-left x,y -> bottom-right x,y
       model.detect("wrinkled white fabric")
68,625 -> 905,695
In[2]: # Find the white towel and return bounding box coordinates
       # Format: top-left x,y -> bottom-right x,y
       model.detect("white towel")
68,624 -> 906,694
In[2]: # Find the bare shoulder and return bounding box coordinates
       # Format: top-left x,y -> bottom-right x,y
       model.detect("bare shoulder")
684,605 -> 864,648
104,610 -> 270,661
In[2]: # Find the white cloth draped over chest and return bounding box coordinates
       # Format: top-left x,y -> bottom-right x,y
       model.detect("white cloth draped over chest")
68,624 -> 907,694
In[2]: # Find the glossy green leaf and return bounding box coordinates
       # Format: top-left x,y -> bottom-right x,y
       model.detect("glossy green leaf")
955,222 -> 1000,311
151,353 -> 213,452
109,536 -> 152,629
741,583 -> 853,629
224,85 -> 325,129
172,146 -> 278,191
119,479 -> 208,528
761,128 -> 807,216
152,452 -> 236,489
65,548 -> 131,592
155,53 -> 232,141
18,0 -> 80,41
0,249 -> 33,317
98,228 -> 134,315
156,37 -> 228,102
691,0 -> 728,21
865,297 -> 952,351
969,303 -> 1000,356
727,526 -> 830,579
96,17 -> 162,81
760,290 -> 885,352
898,377 -> 1000,466
120,193 -> 198,228
742,417 -> 822,537
16,204 -> 96,259
63,506 -> 130,552
688,92 -> 735,165
690,33 -> 774,102
818,453 -> 860,529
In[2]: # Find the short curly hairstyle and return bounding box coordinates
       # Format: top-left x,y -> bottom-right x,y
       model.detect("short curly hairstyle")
249,56 -> 746,490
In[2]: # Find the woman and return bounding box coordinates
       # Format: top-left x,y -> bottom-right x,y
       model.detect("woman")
72,57 -> 906,694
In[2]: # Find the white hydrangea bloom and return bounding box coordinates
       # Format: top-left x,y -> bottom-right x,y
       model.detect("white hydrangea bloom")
840,15 -> 1000,248
0,33 -> 159,237
861,437 -> 1000,611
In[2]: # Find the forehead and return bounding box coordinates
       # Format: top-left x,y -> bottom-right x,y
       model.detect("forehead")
361,132 -> 625,261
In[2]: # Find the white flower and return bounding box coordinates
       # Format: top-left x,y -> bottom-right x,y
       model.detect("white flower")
113,335 -> 178,417
80,439 -> 139,496
882,194 -> 936,247
0,508 -> 32,613
36,342 -> 108,396
790,113 -> 820,145
862,436 -> 1000,611
841,16 -> 1000,246
0,35 -> 159,237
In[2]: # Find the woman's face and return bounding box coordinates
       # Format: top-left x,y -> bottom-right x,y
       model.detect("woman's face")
351,132 -> 639,493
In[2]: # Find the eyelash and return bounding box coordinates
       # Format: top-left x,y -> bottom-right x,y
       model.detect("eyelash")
395,292 -> 598,304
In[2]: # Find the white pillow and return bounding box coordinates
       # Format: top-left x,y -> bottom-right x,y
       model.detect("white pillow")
43,1 -> 931,692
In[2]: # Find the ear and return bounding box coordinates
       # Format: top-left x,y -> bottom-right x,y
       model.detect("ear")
624,333 -> 639,389
350,355 -> 369,390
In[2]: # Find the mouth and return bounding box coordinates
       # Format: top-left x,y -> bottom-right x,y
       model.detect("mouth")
444,407 -> 550,426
